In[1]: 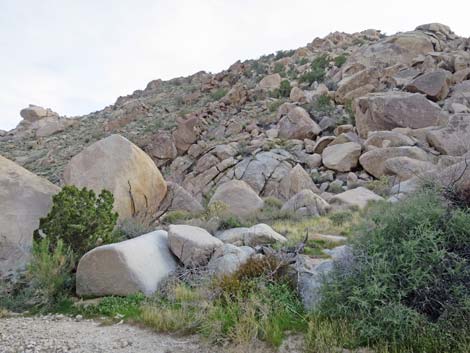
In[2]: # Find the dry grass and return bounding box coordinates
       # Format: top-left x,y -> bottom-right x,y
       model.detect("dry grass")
271,211 -> 360,245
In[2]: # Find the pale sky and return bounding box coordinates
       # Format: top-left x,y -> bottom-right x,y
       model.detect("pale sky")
1,0 -> 469,131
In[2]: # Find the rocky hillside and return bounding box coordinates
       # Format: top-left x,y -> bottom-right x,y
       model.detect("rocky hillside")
1,23 -> 469,206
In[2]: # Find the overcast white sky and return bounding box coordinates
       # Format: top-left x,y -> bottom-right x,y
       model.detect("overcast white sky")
1,0 -> 469,130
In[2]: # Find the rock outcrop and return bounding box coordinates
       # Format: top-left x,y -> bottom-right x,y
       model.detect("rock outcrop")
0,156 -> 60,275
63,134 -> 167,223
208,180 -> 264,218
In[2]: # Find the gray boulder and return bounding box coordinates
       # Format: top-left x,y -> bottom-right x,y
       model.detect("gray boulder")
76,231 -> 177,297
281,190 -> 330,217
168,225 -> 223,267
355,92 -> 448,138
0,155 -> 60,275
209,180 -> 264,218
207,244 -> 255,277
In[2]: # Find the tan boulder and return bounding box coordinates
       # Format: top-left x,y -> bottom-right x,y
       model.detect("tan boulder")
384,157 -> 437,181
406,70 -> 450,101
354,92 -> 448,138
322,142 -> 362,172
281,189 -> 330,216
209,180 -> 264,218
345,31 -> 434,69
278,106 -> 321,140
364,131 -> 416,148
359,146 -> 430,178
335,68 -> 381,104
426,114 -> 470,156
258,73 -> 282,90
168,225 -> 223,267
63,134 -> 167,223
290,87 -> 306,103
147,131 -> 177,164
172,115 -> 200,154
20,104 -> 58,122
0,155 -> 60,275
330,187 -> 383,210
279,164 -> 319,200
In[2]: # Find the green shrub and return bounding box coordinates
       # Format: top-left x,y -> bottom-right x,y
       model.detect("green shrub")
273,62 -> 285,74
278,80 -> 292,98
268,99 -> 285,112
334,54 -> 348,67
162,210 -> 192,224
318,188 -> 470,352
218,216 -> 244,230
210,88 -> 228,101
34,185 -> 119,265
274,50 -> 295,60
315,95 -> 334,113
28,238 -> 75,308
299,54 -> 330,85
114,218 -> 154,239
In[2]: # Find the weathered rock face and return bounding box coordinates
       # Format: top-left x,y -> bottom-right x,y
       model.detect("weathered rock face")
406,70 -> 450,101
354,92 -> 448,138
207,244 -> 254,277
156,182 -> 204,218
147,131 -> 177,165
359,146 -> 430,178
345,30 -> 434,69
208,180 -> 264,218
330,187 -> 384,210
258,73 -> 282,90
216,223 -> 287,247
426,114 -> 470,156
172,115 -> 200,154
364,131 -> 415,148
281,189 -> 330,217
20,104 -> 59,122
168,225 -> 223,267
384,156 -> 437,181
63,134 -> 167,223
0,156 -> 60,275
76,231 -> 177,297
294,245 -> 353,310
335,68 -> 381,104
278,105 -> 321,140
322,142 -> 362,172
279,164 -> 319,200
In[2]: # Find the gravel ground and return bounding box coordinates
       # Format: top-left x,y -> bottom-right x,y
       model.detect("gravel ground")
0,315 -> 215,353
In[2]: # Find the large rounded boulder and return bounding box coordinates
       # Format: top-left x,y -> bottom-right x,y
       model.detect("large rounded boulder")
63,134 -> 167,223
76,230 -> 177,297
0,155 -> 60,275
208,180 -> 264,218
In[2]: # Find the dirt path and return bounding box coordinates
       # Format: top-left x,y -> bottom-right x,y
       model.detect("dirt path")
0,315 -> 215,353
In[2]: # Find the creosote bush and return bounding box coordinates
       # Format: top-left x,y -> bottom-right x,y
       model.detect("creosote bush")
317,187 -> 470,352
34,185 -> 119,264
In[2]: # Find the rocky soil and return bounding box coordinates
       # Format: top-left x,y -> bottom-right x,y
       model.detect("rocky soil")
0,315 -> 214,353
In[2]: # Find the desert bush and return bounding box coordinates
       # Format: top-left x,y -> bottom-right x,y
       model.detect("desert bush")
114,218 -> 154,239
334,53 -> 348,67
34,185 -> 119,264
318,188 -> 470,352
314,95 -> 334,113
274,50 -> 295,60
299,54 -> 329,85
278,80 -> 291,98
270,80 -> 291,99
365,175 -> 393,197
210,88 -> 228,101
162,210 -> 192,224
26,238 -> 75,308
